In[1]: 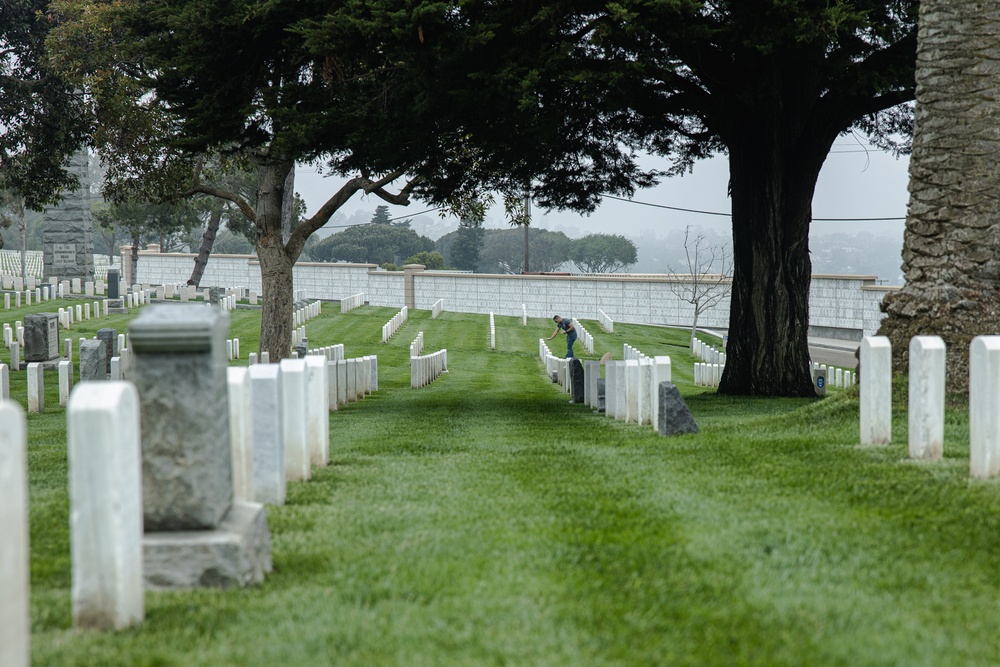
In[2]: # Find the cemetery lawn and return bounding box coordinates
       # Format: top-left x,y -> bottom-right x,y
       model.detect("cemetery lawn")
20,303 -> 1000,666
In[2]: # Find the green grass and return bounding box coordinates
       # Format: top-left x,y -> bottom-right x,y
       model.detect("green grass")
19,303 -> 1000,665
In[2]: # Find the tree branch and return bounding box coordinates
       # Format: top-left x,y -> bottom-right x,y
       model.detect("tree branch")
184,184 -> 256,222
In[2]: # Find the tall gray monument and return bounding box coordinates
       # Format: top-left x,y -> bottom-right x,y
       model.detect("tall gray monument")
43,147 -> 95,282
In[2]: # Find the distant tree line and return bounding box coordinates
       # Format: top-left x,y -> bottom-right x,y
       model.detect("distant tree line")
313,207 -> 637,274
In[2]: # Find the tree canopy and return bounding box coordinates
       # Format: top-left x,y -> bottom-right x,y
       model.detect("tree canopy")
1,0 -> 89,209
568,0 -> 918,395
571,234 -> 637,273
47,0 -> 653,358
478,228 -> 572,274
312,224 -> 434,266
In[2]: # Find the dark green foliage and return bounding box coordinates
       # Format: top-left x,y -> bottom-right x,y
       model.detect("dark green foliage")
403,250 -> 444,269
210,229 -> 256,255
94,198 -> 202,251
312,223 -> 434,265
478,227 -> 572,274
446,221 -> 485,271
0,0 -> 89,209
571,233 -> 637,273
370,205 -> 392,225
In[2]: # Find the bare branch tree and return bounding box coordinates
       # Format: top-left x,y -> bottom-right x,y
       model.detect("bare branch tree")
666,226 -> 733,350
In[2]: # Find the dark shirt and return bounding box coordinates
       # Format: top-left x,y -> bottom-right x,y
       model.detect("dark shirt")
558,318 -> 575,335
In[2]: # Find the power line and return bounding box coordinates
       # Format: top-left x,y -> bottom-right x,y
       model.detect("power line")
317,206 -> 443,229
602,194 -> 905,222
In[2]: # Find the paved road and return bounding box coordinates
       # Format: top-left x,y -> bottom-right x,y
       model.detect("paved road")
808,340 -> 859,370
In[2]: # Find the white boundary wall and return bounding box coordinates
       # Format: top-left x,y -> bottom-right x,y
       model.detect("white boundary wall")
132,250 -> 895,338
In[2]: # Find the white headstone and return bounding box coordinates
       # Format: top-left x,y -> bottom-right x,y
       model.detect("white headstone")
346,358 -> 357,402
279,359 -> 310,482
908,336 -> 945,460
650,356 -> 672,428
0,401 -> 29,667
227,368 -> 255,503
624,360 -> 640,423
638,358 -> 654,425
327,361 -> 339,411
58,360 -> 73,408
860,336 -> 892,445
248,364 -> 285,504
304,356 -> 330,467
68,382 -> 144,629
0,363 -> 7,400
970,336 -> 1000,478
26,362 -> 43,413
336,359 -> 347,406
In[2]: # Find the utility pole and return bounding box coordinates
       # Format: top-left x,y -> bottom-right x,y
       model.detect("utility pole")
523,193 -> 531,273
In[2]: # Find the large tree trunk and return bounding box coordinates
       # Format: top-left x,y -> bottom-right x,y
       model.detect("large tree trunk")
255,160 -> 296,360
188,202 -> 223,287
719,126 -> 827,397
878,0 -> 1000,392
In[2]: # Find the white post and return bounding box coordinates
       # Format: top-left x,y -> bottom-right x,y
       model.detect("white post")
67,382 -> 144,630
248,363 -> 285,505
346,358 -> 357,401
226,368 -> 255,503
908,336 -> 945,460
624,360 -> 640,423
0,401 -> 29,667
279,359 -> 310,482
304,356 -> 330,467
327,360 -> 339,411
337,359 -> 348,405
59,360 -> 73,408
0,363 -> 8,400
860,336 -> 892,445
639,358 -> 654,425
970,336 -> 1000,478
651,356 -> 672,429
26,362 -> 43,413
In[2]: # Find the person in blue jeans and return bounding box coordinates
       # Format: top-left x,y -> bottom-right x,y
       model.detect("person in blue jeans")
548,315 -> 577,358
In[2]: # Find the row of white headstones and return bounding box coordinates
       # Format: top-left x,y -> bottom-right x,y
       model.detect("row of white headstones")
0,334 -> 379,665
598,309 -> 614,333
851,335 -> 1000,479
692,338 -> 857,390
409,329 -> 447,388
574,320 -> 596,354
341,292 -> 364,313
291,301 -> 323,349
538,339 -> 672,431
382,306 -> 409,343
2,275 -> 108,297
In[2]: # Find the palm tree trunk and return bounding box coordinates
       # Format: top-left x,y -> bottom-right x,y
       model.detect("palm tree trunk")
878,0 -> 1000,390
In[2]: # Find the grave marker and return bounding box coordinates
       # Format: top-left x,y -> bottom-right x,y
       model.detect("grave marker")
26,363 -> 43,413
279,359 -> 310,482
58,360 -> 72,407
304,356 -> 330,467
130,304 -> 271,588
23,312 -> 60,362
860,336 -> 892,445
0,402 -> 29,667
970,336 -> 1000,478
68,382 -> 144,629
248,363 -> 285,505
79,340 -> 106,382
909,336 -> 945,460
226,368 -> 255,502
